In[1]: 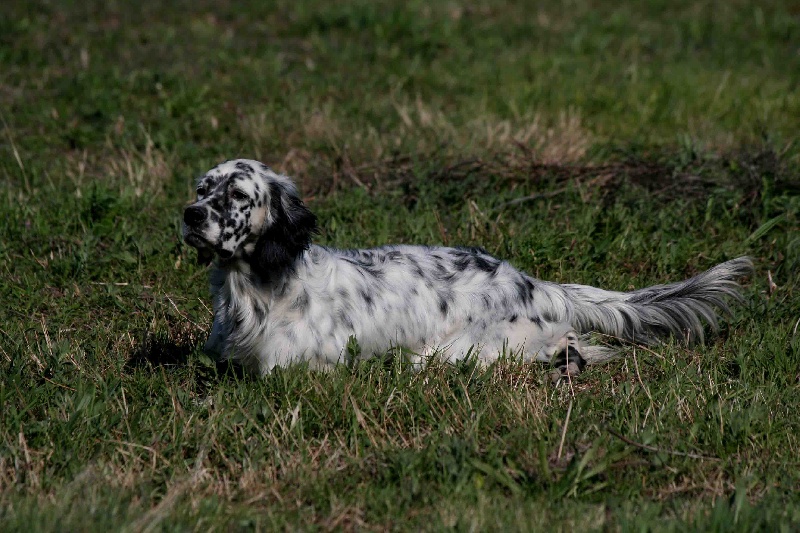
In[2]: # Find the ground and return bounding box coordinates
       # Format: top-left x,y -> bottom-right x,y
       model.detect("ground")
1,1 -> 799,530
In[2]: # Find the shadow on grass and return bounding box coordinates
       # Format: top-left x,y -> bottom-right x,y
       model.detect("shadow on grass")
320,144 -> 797,209
126,330 -> 200,369
125,329 -> 249,381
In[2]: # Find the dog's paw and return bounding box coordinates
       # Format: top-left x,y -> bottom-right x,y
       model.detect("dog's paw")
550,345 -> 586,384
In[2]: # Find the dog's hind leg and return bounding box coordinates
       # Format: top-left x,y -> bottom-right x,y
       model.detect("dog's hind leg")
543,329 -> 587,378
551,345 -> 586,378
514,323 -> 588,380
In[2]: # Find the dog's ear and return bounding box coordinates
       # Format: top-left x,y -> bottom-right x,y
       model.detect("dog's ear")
250,182 -> 318,279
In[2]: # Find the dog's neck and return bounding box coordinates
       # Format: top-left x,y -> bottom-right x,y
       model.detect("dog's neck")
212,255 -> 298,302
208,260 -> 271,359
208,245 -> 311,334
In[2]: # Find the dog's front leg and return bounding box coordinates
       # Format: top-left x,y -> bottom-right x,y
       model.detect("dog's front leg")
204,266 -> 229,360
204,309 -> 228,359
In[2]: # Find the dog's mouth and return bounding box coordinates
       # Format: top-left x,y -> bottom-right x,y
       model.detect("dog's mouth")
183,231 -> 217,265
184,231 -> 236,265
183,231 -> 212,249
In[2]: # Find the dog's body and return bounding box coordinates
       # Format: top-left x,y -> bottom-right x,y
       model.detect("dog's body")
183,159 -> 752,376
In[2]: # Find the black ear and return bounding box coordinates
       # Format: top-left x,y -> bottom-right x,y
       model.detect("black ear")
250,182 -> 318,279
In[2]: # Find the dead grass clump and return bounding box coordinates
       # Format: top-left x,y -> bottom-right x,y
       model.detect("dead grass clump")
104,130 -> 173,198
240,102 -> 594,192
392,99 -> 593,164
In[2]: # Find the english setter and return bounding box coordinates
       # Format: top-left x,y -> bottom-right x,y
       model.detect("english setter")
182,159 -> 752,377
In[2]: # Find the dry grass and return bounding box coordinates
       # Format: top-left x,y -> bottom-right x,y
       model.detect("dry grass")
240,101 -> 592,187
104,131 -> 174,199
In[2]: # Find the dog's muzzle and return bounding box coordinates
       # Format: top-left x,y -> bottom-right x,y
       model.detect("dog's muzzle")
183,204 -> 212,254
183,205 -> 234,262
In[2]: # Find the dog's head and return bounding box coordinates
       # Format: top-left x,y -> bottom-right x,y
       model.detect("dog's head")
182,159 -> 317,277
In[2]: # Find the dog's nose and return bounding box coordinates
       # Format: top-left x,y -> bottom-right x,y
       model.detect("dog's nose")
183,205 -> 207,226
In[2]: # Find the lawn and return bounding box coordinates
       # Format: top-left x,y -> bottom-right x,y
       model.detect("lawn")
1,0 -> 799,530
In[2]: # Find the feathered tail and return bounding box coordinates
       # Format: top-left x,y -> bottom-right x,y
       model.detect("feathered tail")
560,257 -> 753,351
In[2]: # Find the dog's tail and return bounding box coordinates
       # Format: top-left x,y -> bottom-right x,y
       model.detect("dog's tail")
554,257 -> 753,353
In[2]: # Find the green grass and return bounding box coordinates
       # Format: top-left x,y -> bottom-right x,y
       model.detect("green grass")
1,0 -> 799,530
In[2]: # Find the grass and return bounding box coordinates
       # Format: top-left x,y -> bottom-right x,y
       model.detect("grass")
1,0 -> 799,530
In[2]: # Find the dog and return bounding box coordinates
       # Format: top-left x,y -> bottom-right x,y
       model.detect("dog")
182,159 -> 752,377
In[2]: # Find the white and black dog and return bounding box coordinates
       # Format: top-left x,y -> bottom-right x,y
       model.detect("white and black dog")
182,159 -> 752,377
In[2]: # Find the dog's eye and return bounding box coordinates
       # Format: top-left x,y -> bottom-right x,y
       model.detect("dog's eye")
231,189 -> 249,202
196,186 -> 207,197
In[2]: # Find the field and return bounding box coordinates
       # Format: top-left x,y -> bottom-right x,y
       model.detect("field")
1,0 -> 799,530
